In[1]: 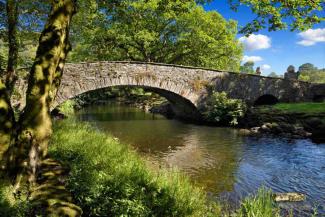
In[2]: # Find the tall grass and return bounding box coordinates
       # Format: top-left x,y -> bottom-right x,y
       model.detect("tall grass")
236,188 -> 281,217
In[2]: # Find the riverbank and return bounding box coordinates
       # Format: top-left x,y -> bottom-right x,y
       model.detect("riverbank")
239,103 -> 325,143
0,118 -> 285,217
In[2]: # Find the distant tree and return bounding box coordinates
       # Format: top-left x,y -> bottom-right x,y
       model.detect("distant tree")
240,61 -> 255,74
298,63 -> 325,83
268,72 -> 278,78
298,63 -> 317,73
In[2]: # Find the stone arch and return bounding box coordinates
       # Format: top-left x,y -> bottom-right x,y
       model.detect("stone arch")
254,94 -> 279,106
54,79 -> 203,121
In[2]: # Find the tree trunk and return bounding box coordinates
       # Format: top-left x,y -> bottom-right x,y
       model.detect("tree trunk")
9,0 -> 77,185
0,79 -> 15,169
5,0 -> 19,94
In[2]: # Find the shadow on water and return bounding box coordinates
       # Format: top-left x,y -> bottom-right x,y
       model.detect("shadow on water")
76,102 -> 325,216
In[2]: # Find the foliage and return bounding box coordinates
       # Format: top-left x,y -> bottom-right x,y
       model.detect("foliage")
298,63 -> 325,83
0,1 -> 49,69
200,91 -> 246,125
57,100 -> 76,117
0,176 -> 30,217
49,119 -> 216,217
240,61 -> 255,74
228,0 -> 325,34
236,188 -> 280,217
69,0 -> 243,71
0,39 -> 8,71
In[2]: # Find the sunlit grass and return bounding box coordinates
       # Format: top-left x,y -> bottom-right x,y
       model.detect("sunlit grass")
236,188 -> 281,217
0,176 -> 30,217
258,102 -> 325,114
273,102 -> 325,113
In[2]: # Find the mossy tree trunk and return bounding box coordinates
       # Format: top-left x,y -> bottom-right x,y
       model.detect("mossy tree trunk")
5,0 -> 77,186
0,80 -> 15,168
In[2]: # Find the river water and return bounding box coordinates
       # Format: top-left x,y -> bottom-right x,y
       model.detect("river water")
76,103 -> 325,216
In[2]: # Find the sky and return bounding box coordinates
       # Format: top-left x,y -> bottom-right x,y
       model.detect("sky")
204,0 -> 325,76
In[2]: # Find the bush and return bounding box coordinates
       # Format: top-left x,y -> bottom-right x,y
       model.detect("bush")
49,119 -> 215,217
200,91 -> 246,125
57,100 -> 76,116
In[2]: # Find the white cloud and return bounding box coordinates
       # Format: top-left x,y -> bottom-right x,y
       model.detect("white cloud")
239,34 -> 271,51
297,28 -> 325,46
242,55 -> 263,63
261,64 -> 271,71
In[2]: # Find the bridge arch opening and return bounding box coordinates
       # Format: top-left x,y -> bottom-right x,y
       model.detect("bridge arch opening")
313,95 -> 325,102
56,85 -> 203,122
254,94 -> 279,106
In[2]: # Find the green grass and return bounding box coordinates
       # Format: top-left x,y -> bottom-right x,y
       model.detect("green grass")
236,188 -> 281,217
259,102 -> 325,114
0,177 -> 30,217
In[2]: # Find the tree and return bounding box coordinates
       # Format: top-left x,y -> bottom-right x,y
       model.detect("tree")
228,0 -> 325,34
1,0 -> 19,95
298,63 -> 325,83
240,61 -> 255,74
69,0 -> 243,71
298,63 -> 317,73
1,0 -> 77,194
268,72 -> 279,78
0,1 -> 50,70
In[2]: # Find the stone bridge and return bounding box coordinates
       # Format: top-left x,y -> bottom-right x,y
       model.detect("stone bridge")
15,61 -> 324,120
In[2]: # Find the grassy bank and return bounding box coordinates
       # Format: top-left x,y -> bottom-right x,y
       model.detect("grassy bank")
259,102 -> 325,114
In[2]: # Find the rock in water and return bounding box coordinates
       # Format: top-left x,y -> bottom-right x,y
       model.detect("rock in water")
274,192 -> 305,202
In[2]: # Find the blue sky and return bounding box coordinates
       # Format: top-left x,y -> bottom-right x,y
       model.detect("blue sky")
204,0 -> 325,76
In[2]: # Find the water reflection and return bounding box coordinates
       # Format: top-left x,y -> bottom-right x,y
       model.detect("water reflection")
77,103 -> 325,215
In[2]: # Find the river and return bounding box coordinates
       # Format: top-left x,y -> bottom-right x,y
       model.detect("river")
76,102 -> 325,216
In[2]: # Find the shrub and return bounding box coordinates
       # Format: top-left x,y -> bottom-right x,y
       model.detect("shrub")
200,91 -> 246,125
57,100 -> 76,116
